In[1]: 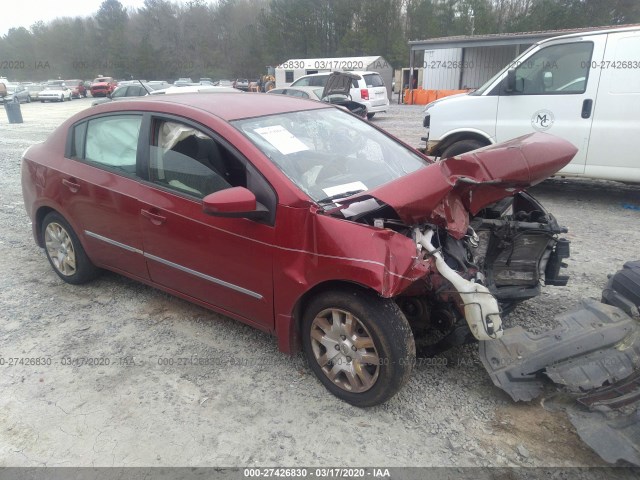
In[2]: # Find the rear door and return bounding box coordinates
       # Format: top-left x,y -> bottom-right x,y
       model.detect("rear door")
584,30 -> 640,181
57,114 -> 149,280
495,38 -> 605,174
361,73 -> 389,108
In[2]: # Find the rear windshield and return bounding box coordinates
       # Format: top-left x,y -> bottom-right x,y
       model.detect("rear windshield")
363,74 -> 384,88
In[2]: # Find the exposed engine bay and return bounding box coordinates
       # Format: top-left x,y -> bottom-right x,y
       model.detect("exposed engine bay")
345,190 -> 570,355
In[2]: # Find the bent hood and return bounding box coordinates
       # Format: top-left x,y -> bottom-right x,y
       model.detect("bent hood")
358,132 -> 577,238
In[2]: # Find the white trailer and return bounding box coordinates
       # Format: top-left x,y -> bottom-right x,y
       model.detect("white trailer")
275,56 -> 393,99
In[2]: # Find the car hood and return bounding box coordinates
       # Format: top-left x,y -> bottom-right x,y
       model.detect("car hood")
322,71 -> 359,98
348,132 -> 577,238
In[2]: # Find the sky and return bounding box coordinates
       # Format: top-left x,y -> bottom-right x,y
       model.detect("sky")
1,0 -> 148,37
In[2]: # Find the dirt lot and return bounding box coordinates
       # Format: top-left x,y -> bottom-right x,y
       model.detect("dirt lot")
1,98 -> 639,468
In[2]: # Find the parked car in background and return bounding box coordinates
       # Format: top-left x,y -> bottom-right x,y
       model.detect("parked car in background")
91,82 -> 152,106
174,77 -> 194,87
233,78 -> 249,91
2,83 -> 31,103
290,71 -> 389,119
90,77 -> 117,97
215,79 -> 233,87
65,79 -> 87,98
150,85 -> 240,95
199,77 -> 213,83
21,93 -> 574,407
39,84 -> 73,102
147,81 -> 171,90
26,84 -> 44,101
268,72 -> 368,118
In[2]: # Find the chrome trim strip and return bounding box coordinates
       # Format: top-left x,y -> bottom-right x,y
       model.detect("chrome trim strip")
84,230 -> 144,255
144,252 -> 263,300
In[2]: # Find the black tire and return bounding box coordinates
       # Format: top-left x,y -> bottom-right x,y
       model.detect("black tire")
41,100 -> 45,103
27,95 -> 31,103
441,139 -> 486,158
302,288 -> 415,407
41,212 -> 99,284
264,81 -> 275,92
366,112 -> 376,120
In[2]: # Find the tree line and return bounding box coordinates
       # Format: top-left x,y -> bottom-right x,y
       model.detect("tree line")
1,0 -> 638,82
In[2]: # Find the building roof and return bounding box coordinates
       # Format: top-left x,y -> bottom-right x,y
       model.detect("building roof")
409,24 -> 640,50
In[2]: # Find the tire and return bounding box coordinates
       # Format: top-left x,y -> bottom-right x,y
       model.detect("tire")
264,81 -> 275,92
41,100 -> 45,103
302,289 -> 415,407
59,95 -> 63,102
441,139 -> 486,159
42,212 -> 99,285
366,112 -> 376,120
27,95 -> 31,103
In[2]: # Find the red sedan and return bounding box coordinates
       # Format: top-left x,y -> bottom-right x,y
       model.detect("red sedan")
21,93 -> 576,406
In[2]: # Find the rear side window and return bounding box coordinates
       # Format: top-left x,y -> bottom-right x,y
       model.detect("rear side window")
363,74 -> 384,87
82,115 -> 142,173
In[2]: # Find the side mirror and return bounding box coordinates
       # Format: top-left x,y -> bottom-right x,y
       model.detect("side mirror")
543,71 -> 553,89
505,69 -> 516,93
202,187 -> 269,220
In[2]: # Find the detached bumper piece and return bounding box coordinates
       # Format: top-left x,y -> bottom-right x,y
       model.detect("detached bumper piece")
479,287 -> 640,465
479,299 -> 640,403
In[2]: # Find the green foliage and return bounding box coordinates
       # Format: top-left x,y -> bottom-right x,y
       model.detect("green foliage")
0,0 -> 639,81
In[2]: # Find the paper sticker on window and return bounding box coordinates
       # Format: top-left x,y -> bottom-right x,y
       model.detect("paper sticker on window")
322,181 -> 367,199
255,125 -> 309,155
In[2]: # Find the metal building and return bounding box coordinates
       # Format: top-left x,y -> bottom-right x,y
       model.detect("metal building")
408,26 -> 609,90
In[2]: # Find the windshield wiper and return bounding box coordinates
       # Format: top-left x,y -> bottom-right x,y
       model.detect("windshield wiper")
316,189 -> 367,206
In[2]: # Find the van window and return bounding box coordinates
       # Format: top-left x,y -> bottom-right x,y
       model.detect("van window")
511,42 -> 593,95
363,74 -> 384,88
285,71 -> 294,83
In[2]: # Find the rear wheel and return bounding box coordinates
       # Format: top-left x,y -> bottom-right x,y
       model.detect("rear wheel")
441,139 -> 486,158
42,212 -> 99,284
302,289 -> 415,407
366,112 -> 376,120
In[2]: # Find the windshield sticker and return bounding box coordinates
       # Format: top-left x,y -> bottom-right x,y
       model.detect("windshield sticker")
254,125 -> 309,155
322,181 -> 367,199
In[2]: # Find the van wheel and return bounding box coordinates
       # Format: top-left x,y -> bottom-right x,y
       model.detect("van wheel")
42,212 -> 99,284
441,139 -> 486,158
367,112 -> 376,120
302,289 -> 415,407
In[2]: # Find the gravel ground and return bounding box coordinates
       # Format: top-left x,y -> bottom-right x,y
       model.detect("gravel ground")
1,98 -> 639,468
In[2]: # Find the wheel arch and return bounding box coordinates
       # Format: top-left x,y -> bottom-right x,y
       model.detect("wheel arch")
277,280 -> 382,355
432,131 -> 492,157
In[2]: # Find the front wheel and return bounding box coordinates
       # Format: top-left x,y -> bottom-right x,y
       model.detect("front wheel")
42,212 -> 99,284
441,139 -> 486,159
302,289 -> 415,407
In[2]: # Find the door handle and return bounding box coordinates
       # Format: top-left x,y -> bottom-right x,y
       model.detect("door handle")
141,209 -> 167,226
62,178 -> 80,193
581,99 -> 593,119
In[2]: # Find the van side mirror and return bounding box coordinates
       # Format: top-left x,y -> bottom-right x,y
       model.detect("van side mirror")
506,69 -> 516,93
543,71 -> 553,89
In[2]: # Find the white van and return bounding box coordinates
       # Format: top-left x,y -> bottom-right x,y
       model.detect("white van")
422,26 -> 640,182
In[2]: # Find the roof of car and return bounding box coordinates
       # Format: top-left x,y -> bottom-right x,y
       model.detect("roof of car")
93,92 -> 330,121
295,71 -> 379,78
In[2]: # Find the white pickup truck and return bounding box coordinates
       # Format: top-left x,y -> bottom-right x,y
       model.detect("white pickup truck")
422,26 -> 640,183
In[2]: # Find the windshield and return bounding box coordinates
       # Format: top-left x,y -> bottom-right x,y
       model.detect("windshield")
232,109 -> 429,205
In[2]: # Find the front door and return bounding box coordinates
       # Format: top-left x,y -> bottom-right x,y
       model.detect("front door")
495,39 -> 605,174
138,117 -> 276,329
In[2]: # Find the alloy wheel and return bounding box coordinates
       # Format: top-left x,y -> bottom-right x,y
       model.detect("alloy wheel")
309,308 -> 380,393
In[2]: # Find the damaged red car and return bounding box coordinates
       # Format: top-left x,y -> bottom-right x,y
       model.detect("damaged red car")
21,93 -> 576,406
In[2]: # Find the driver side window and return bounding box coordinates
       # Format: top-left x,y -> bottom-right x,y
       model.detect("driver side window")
149,120 -> 246,199
512,42 -> 593,95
